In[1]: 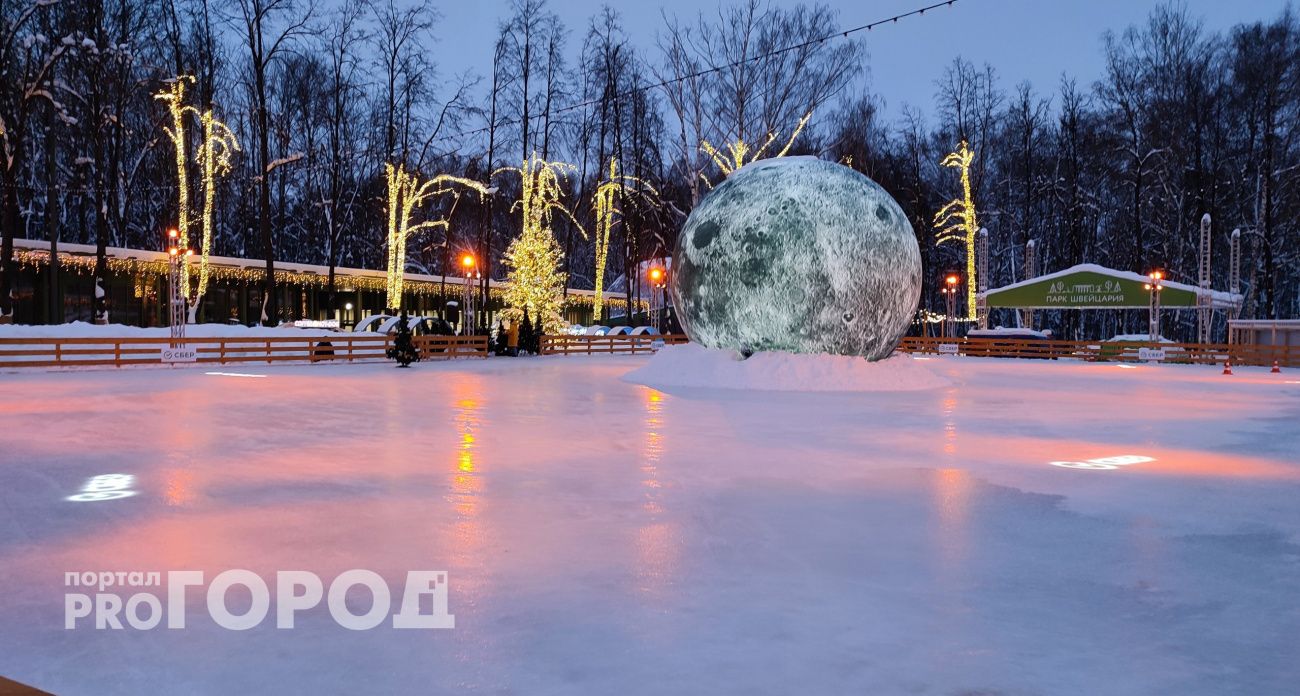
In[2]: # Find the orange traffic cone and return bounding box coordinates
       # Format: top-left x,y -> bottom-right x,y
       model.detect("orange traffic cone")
1223,360 -> 1233,376
1271,360 -> 1281,373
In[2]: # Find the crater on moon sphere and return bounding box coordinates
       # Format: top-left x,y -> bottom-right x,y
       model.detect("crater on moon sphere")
670,156 -> 922,361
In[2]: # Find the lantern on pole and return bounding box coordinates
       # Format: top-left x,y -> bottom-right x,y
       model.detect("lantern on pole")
648,266 -> 667,332
942,272 -> 961,339
165,228 -> 190,345
1145,270 -> 1165,341
460,253 -> 478,335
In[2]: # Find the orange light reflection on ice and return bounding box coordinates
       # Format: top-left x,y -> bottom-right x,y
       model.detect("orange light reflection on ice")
636,387 -> 677,598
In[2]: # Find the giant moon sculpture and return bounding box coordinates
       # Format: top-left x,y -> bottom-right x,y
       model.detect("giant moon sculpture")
670,156 -> 922,361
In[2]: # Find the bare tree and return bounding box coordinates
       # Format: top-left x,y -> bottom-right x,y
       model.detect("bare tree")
231,0 -> 312,324
657,1 -> 862,203
0,0 -> 70,319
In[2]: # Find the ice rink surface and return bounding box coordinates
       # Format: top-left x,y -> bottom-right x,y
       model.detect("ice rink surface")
1,355 -> 1298,695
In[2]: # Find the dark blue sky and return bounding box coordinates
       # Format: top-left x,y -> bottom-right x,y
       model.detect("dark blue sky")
431,0 -> 1290,119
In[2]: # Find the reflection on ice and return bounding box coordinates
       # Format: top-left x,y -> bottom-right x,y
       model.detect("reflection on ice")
636,387 -> 678,599
1051,455 -> 1155,470
66,474 -> 137,502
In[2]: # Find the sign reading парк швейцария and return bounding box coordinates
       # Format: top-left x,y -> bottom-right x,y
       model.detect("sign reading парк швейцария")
1043,278 -> 1128,306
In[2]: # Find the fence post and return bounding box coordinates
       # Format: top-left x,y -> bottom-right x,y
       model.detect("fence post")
114,340 -> 121,367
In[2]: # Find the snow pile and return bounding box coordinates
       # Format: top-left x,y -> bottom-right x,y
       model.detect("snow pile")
968,326 -> 1054,339
1105,334 -> 1176,343
623,343 -> 951,392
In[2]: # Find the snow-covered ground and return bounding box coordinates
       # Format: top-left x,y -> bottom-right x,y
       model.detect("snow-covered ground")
0,355 -> 1298,694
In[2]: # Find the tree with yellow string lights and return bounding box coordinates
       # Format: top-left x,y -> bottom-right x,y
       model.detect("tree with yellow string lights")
192,110 -> 240,319
384,163 -> 489,310
497,154 -> 584,335
156,76 -> 240,322
155,77 -> 192,297
934,140 -> 979,320
698,111 -> 812,189
591,157 -> 659,323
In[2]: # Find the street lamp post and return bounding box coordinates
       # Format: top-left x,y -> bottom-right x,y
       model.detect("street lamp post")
165,228 -> 191,346
942,273 -> 960,339
648,266 -> 667,332
460,253 -> 478,335
1145,269 -> 1165,341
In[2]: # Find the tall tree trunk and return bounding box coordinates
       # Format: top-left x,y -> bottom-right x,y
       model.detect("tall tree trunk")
45,111 -> 59,324
0,138 -> 26,320
251,19 -> 277,325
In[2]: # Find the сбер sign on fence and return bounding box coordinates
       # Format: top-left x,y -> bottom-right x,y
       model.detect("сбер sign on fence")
1137,347 -> 1166,361
160,348 -> 198,363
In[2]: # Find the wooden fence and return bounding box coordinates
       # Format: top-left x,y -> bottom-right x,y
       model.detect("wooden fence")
10,331 -> 1290,368
898,336 -> 1300,367
0,334 -> 488,369
414,335 -> 489,360
540,333 -> 689,356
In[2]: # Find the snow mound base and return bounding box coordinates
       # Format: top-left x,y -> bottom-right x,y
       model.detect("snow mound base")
623,343 -> 951,392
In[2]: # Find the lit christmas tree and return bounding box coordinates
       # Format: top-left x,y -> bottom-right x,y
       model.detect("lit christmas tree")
499,154 -> 580,334
502,214 -> 566,335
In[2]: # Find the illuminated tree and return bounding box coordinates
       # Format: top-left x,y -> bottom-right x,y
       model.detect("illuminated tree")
194,110 -> 240,310
699,111 -> 811,189
498,154 -> 582,334
157,77 -> 240,320
155,77 -> 193,298
591,157 -> 659,322
934,140 -> 979,319
384,163 -> 489,310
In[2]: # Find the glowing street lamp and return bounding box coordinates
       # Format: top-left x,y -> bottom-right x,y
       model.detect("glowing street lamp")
648,266 -> 668,332
1145,269 -> 1165,341
164,228 -> 191,343
941,273 -> 961,339
460,252 -> 480,335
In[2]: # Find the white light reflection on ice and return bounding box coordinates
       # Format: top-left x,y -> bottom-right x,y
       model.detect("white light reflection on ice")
205,371 -> 267,378
67,474 -> 137,502
1050,455 -> 1154,471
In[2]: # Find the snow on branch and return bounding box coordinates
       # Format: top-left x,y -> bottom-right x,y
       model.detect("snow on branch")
265,152 -> 303,174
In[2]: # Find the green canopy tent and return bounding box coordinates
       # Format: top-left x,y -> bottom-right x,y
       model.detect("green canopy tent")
980,263 -> 1242,310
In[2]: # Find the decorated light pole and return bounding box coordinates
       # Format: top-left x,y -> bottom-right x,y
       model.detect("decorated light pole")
1144,270 -> 1165,341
